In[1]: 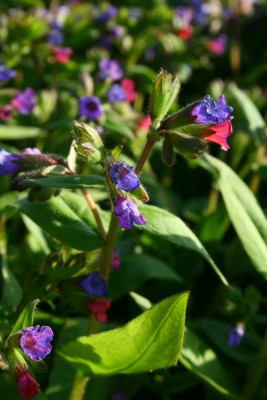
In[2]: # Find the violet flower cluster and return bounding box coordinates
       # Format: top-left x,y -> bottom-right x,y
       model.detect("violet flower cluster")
79,96 -> 103,121
227,326 -> 245,347
108,161 -> 146,230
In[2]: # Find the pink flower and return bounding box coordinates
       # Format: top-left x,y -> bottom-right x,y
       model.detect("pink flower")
17,368 -> 40,400
86,299 -> 111,322
53,47 -> 73,63
0,105 -> 12,120
120,79 -> 137,102
207,35 -> 227,56
137,115 -> 151,132
203,120 -> 233,150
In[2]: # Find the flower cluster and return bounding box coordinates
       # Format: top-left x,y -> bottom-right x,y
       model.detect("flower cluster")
0,86 -> 36,120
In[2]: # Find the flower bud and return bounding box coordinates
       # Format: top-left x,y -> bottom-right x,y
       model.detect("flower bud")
17,368 -> 40,400
72,121 -> 105,164
149,70 -> 180,127
162,138 -> 176,166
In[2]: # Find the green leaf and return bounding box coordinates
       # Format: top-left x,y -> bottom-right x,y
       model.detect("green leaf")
201,154 -> 267,279
24,175 -> 105,190
109,253 -> 183,300
102,116 -> 133,139
8,191 -> 104,251
58,292 -> 189,376
227,84 -> 265,143
10,299 -> 40,334
138,204 -> 228,286
0,259 -> 22,314
180,328 -> 239,398
0,125 -> 44,140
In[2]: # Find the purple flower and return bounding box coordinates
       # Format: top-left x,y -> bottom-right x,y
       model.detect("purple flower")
99,58 -> 123,81
79,271 -> 107,297
96,5 -> 118,24
175,7 -> 194,25
207,34 -> 227,55
78,96 -> 103,120
107,25 -> 124,38
11,88 -> 36,115
0,149 -> 21,175
114,195 -> 146,230
20,325 -> 54,361
191,95 -> 233,124
48,29 -> 64,45
0,65 -> 16,82
227,326 -> 245,347
109,162 -> 140,191
111,248 -> 120,270
107,84 -> 126,103
22,148 -> 42,155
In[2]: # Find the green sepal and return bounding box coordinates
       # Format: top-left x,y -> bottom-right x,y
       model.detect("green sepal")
161,131 -> 208,160
72,121 -> 105,165
159,101 -> 198,131
131,184 -> 149,203
149,69 -> 180,127
162,137 -> 176,166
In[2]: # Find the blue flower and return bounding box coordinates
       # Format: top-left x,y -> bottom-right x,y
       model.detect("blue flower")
109,162 -> 140,191
191,95 -> 233,124
227,325 -> 244,347
0,150 -> 21,175
107,84 -> 126,103
11,88 -> 36,115
48,29 -> 64,45
114,195 -> 146,229
79,271 -> 107,297
0,65 -> 16,82
79,96 -> 103,120
20,325 -> 54,361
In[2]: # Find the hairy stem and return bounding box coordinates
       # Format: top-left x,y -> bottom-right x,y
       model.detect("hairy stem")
81,189 -> 106,240
135,133 -> 156,176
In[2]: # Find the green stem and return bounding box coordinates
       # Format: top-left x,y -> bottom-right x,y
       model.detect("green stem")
242,329 -> 267,398
68,372 -> 90,400
135,133 -> 156,176
69,131 -> 157,400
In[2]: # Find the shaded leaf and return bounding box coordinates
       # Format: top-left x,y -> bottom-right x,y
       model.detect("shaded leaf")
109,253 -> 183,300
138,204 -> 228,285
201,154 -> 267,279
25,175 -> 105,190
10,299 -> 40,334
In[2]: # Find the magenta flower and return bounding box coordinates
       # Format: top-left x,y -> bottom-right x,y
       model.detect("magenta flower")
120,79 -> 137,102
207,34 -> 227,55
20,325 -> 54,361
11,88 -> 36,115
16,368 -> 40,400
0,105 -> 12,120
111,249 -> 120,270
78,96 -> 103,120
228,325 -> 245,347
53,47 -> 72,63
86,299 -> 111,322
109,162 -> 140,192
99,58 -> 123,81
0,64 -> 16,82
191,95 -> 233,124
79,271 -> 107,297
114,195 -> 146,229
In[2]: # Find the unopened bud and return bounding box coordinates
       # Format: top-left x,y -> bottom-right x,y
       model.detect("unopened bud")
149,70 -> 180,128
72,121 -> 105,164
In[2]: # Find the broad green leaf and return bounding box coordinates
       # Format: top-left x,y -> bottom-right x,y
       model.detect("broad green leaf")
24,175 -> 105,190
201,154 -> 267,279
8,191 -> 105,251
138,204 -> 228,285
59,292 -> 189,376
180,328 -> 239,398
227,84 -> 265,143
21,215 -> 50,255
109,253 -> 183,300
10,299 -> 40,334
0,125 -> 44,139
